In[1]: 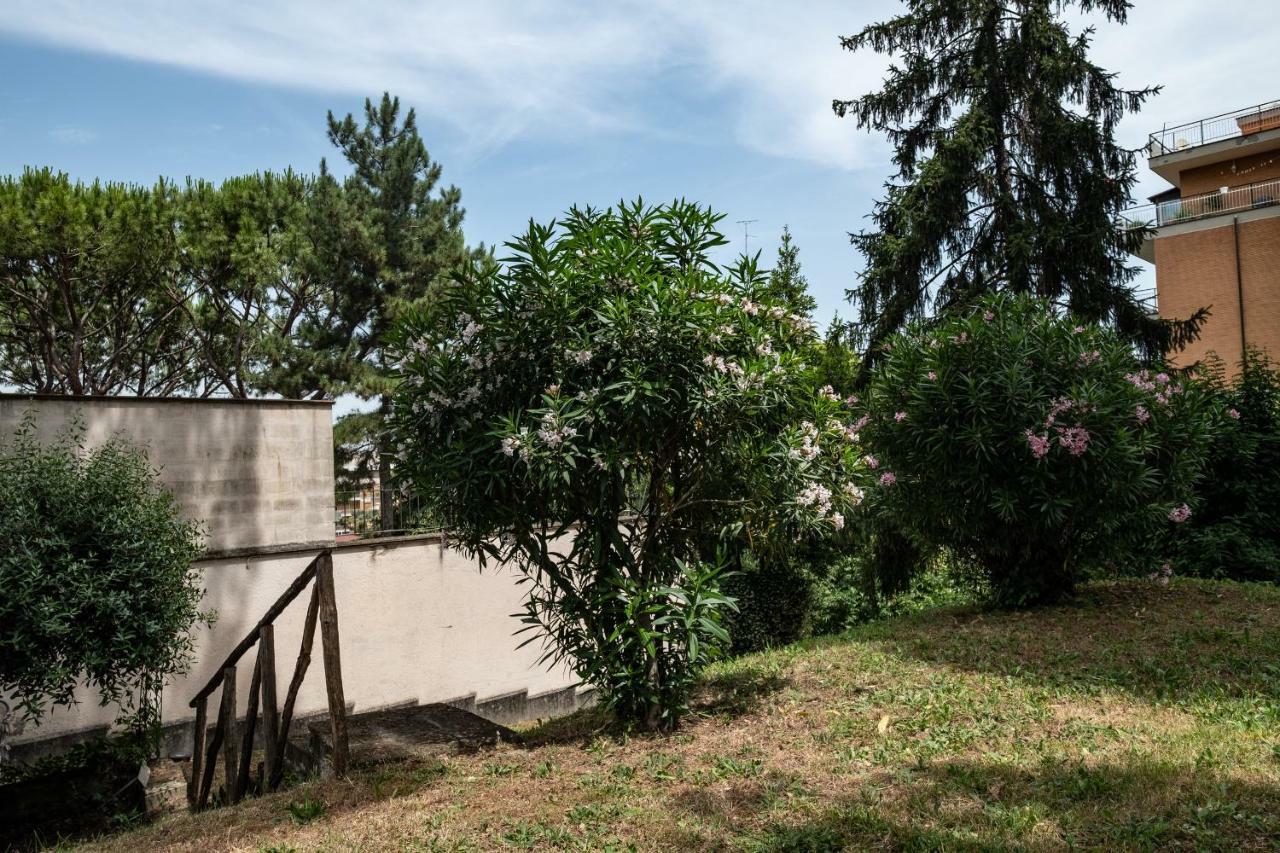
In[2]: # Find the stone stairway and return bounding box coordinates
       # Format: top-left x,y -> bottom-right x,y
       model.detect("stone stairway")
290,702 -> 521,778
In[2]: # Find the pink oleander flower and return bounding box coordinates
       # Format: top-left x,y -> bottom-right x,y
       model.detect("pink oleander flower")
1148,561 -> 1173,587
926,371 -> 937,381
1168,503 -> 1191,523
878,471 -> 897,487
983,310 -> 995,322
1025,429 -> 1050,460
1135,404 -> 1150,424
1044,396 -> 1073,428
830,512 -> 845,531
1077,349 -> 1101,366
1228,408 -> 1241,420
894,411 -> 907,422
1056,425 -> 1090,456
863,454 -> 879,469
1072,325 -> 1086,334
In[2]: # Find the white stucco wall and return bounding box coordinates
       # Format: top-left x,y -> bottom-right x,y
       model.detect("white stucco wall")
8,537 -> 575,748
0,394 -> 334,554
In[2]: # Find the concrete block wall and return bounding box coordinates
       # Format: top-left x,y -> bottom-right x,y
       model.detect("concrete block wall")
0,395 -> 335,555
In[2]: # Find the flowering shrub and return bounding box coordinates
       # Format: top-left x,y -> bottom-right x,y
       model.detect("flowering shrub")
856,293 -> 1215,606
391,200 -> 866,729
1170,351 -> 1280,582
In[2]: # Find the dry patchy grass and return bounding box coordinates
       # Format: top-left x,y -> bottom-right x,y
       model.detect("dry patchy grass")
69,579 -> 1280,852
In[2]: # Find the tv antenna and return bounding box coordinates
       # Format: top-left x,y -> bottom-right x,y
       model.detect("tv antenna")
736,219 -> 758,255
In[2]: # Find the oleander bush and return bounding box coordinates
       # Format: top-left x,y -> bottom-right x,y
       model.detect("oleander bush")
0,419 -> 209,737
391,200 -> 868,729
855,293 -> 1217,606
1171,351 -> 1280,582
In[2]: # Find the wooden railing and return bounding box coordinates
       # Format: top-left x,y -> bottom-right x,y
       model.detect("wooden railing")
186,549 -> 349,808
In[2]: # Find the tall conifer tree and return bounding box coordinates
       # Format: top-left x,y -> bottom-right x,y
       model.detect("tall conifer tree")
834,0 -> 1204,373
323,94 -> 469,524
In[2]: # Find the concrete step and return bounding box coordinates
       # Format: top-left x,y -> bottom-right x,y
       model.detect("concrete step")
296,703 -> 521,778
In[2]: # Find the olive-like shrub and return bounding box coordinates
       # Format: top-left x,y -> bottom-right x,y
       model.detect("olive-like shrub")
0,420 -> 208,735
391,200 -> 867,730
856,294 -> 1215,606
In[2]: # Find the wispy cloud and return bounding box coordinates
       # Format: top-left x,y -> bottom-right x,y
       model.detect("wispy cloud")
4,1 -> 1278,172
1,0 -> 880,168
49,125 -> 98,144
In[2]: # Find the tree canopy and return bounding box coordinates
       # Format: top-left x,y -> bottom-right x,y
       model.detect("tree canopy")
0,92 -> 468,402
834,0 -> 1205,374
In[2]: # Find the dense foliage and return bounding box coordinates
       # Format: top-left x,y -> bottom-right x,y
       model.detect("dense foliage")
1171,352 -> 1280,582
0,93 -> 467,403
855,294 -> 1215,606
0,420 -> 208,731
834,0 -> 1203,372
392,200 -> 867,728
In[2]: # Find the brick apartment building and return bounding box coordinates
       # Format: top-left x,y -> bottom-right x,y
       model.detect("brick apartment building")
1127,99 -> 1280,373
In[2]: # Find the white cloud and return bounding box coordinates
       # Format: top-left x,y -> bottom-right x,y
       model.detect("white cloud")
48,126 -> 98,144
4,1 -> 1277,173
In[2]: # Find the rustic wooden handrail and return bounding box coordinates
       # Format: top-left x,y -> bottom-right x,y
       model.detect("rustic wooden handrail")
186,548 -> 348,808
188,552 -> 323,707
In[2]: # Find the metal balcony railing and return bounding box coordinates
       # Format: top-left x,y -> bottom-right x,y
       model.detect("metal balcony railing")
1122,177 -> 1280,229
1134,288 -> 1158,314
1148,99 -> 1280,156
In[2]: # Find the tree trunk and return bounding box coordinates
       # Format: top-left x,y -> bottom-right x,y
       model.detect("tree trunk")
378,396 -> 394,532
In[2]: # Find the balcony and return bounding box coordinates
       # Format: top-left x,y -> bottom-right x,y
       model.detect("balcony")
1123,176 -> 1280,230
1148,99 -> 1280,157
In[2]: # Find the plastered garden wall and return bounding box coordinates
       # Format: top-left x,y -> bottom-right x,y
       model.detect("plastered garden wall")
1,395 -> 576,756
8,536 -> 576,751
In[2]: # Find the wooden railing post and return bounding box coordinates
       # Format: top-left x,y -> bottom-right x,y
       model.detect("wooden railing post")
234,656 -> 262,802
259,624 -> 280,789
188,697 -> 207,804
220,667 -> 239,802
197,694 -> 225,809
273,582 -> 320,791
316,552 -> 349,776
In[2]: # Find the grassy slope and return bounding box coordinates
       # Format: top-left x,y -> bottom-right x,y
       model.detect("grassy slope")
79,579 -> 1280,852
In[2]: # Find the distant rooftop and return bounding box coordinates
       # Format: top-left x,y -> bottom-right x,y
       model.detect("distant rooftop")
1148,99 -> 1280,157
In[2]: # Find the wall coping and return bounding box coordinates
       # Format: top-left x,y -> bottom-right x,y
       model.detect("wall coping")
198,531 -> 454,564
0,393 -> 333,408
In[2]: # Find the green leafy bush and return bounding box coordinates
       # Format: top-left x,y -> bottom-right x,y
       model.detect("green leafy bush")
807,553 -> 978,635
1172,351 -> 1280,582
391,200 -> 866,729
0,419 -> 209,732
856,294 -> 1216,606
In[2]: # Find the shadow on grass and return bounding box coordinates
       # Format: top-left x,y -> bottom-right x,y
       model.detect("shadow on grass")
693,659 -> 791,718
516,660 -> 791,748
735,757 -> 1280,852
853,580 -> 1280,717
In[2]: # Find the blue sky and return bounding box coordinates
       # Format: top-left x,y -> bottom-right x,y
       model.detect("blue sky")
2,1 -> 1278,408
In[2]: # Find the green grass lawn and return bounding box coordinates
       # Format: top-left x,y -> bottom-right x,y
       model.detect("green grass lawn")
77,579 -> 1280,852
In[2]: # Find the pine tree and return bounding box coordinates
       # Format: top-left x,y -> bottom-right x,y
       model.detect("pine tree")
765,226 -> 818,317
323,92 -> 468,397
322,93 -> 469,525
834,0 -> 1205,373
